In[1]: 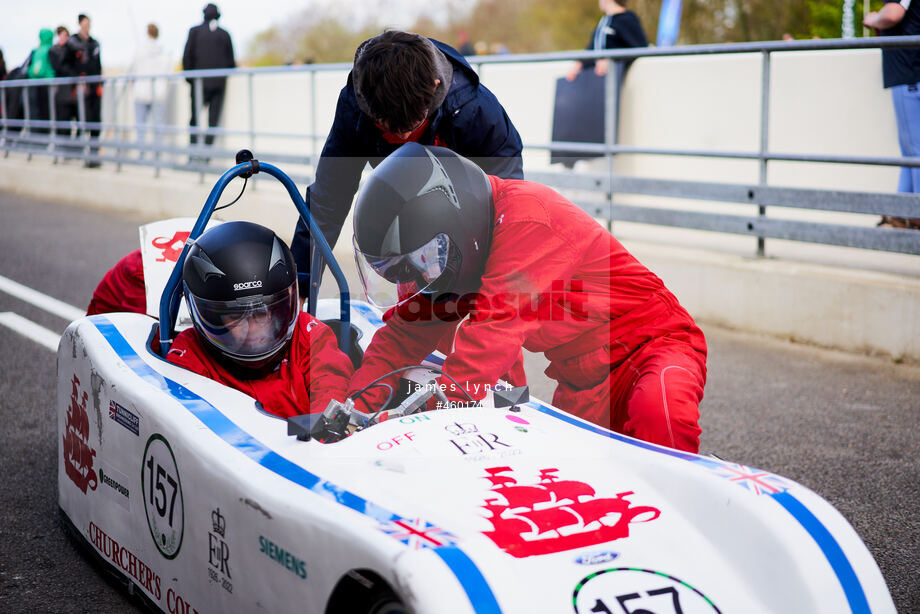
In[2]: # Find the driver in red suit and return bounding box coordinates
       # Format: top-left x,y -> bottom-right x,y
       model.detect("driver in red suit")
349,144 -> 707,453
163,221 -> 353,418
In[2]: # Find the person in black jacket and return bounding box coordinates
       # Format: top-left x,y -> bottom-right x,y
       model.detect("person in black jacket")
565,0 -> 647,82
182,3 -> 235,151
865,1 -> 920,229
290,30 -> 523,297
49,26 -> 77,147
66,14 -> 103,166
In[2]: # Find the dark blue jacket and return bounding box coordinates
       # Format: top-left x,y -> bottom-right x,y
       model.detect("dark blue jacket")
291,39 -> 523,287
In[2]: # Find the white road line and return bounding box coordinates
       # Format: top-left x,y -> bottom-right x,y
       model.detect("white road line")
0,312 -> 61,351
0,274 -> 84,321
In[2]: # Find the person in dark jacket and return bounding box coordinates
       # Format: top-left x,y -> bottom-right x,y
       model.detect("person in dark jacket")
48,26 -> 78,146
66,14 -> 103,166
865,1 -> 920,229
290,30 -> 523,298
566,0 -> 647,82
182,3 -> 235,150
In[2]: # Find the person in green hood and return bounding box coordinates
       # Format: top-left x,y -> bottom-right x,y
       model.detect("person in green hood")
27,28 -> 56,137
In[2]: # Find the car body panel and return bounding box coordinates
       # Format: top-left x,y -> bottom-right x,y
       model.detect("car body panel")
57,298 -> 895,614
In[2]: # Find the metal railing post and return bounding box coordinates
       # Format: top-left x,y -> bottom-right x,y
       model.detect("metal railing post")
757,50 -> 771,257
248,72 -> 256,188
49,84 -> 57,158
1,84 -> 7,154
604,60 -> 620,232
310,69 -> 318,163
22,86 -> 32,160
194,76 -> 205,181
153,76 -> 162,177
116,77 -> 126,172
76,82 -> 88,161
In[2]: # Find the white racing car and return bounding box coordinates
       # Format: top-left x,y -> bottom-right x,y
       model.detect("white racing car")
57,156 -> 896,614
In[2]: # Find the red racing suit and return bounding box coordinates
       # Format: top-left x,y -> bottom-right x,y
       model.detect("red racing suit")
348,176 -> 707,452
86,249 -> 147,315
167,313 -> 354,418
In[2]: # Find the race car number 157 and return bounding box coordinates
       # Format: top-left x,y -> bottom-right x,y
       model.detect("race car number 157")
142,434 -> 185,559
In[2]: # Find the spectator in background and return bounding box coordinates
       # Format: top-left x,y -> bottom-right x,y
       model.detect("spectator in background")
131,23 -> 172,159
865,1 -> 920,229
566,0 -> 648,82
182,3 -> 235,155
49,26 -> 77,148
27,28 -> 56,137
0,48 -> 7,80
456,29 -> 475,56
66,14 -> 103,167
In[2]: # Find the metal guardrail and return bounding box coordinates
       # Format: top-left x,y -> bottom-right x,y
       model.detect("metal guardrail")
1,38 -> 919,257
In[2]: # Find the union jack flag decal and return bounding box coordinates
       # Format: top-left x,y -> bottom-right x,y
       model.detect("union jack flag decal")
714,463 -> 791,495
380,517 -> 457,550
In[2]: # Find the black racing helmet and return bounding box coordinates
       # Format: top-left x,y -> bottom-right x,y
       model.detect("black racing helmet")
182,221 -> 299,376
353,143 -> 493,308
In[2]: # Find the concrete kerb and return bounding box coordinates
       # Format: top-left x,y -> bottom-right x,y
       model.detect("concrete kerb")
1,154 -> 917,362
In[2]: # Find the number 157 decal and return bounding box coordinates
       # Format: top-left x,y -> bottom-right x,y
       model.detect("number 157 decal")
142,434 -> 185,559
593,586 -> 682,614
573,568 -> 720,614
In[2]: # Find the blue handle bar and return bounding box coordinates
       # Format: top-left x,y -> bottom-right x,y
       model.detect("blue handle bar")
157,160 -> 351,355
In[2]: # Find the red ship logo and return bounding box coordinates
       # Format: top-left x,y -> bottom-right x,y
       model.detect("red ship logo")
62,375 -> 97,493
151,231 -> 191,262
480,467 -> 659,558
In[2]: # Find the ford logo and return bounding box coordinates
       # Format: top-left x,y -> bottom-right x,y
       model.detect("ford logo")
574,551 -> 619,565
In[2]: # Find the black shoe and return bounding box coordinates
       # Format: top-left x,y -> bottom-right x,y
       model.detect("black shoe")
84,160 -> 102,168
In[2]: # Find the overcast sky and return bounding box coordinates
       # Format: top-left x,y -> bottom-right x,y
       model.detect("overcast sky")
2,0 -> 449,71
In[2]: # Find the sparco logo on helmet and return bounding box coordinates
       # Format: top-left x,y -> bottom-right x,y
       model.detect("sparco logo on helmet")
233,280 -> 262,291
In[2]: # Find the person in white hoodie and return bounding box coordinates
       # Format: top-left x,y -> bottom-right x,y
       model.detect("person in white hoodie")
131,23 -> 172,158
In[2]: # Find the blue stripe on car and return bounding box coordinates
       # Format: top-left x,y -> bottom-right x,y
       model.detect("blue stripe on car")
89,316 -> 500,613
434,547 -> 502,614
530,402 -> 870,614
772,492 -> 870,614
352,302 -> 384,326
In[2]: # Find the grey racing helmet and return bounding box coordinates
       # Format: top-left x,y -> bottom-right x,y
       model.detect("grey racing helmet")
352,143 -> 493,308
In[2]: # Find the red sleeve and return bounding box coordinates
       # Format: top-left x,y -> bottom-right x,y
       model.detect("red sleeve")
438,218 -> 577,403
86,249 -> 147,315
164,328 -> 219,379
294,315 -> 355,414
346,297 -> 453,413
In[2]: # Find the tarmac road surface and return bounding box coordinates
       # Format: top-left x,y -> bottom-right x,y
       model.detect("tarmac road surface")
0,191 -> 917,613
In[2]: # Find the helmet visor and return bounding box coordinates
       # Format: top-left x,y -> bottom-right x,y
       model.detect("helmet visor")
354,233 -> 450,308
187,284 -> 298,361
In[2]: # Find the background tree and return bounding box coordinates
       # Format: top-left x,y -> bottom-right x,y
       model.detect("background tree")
247,0 -> 888,65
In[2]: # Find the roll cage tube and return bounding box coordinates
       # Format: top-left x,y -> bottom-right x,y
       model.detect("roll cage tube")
157,157 -> 351,356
